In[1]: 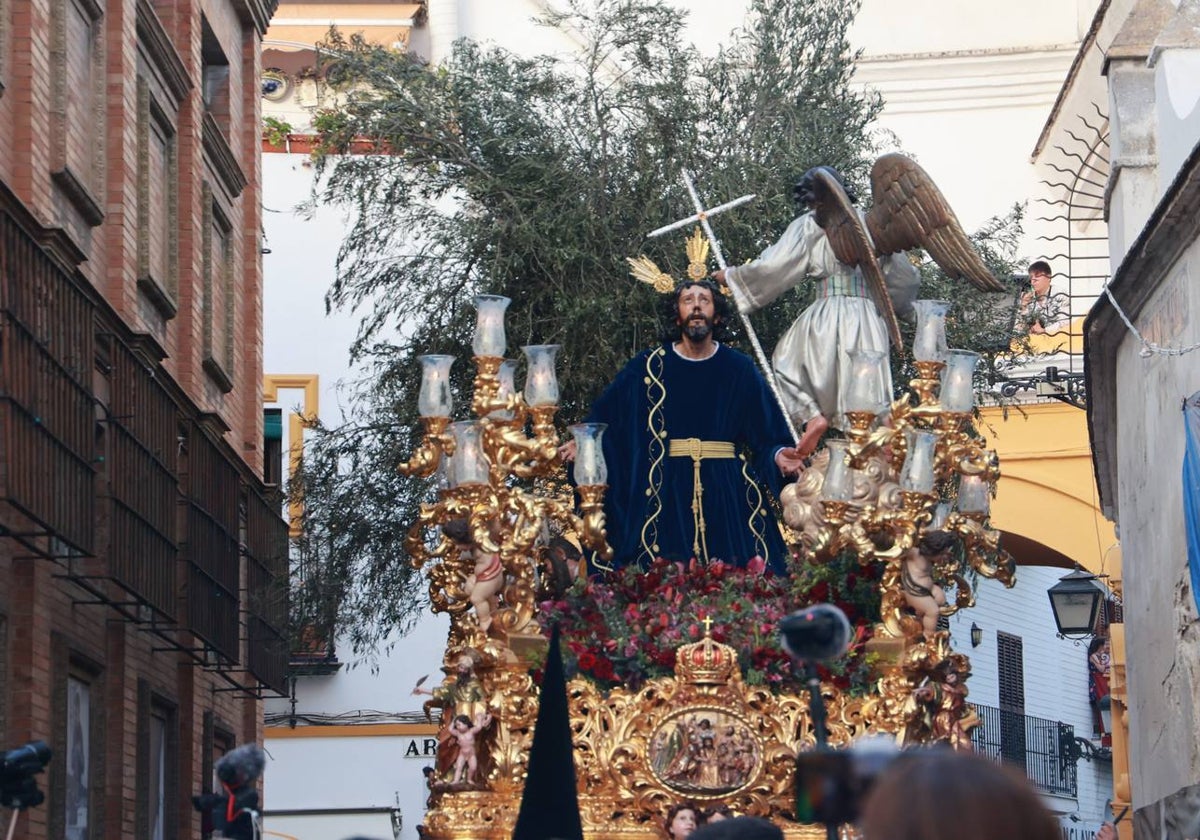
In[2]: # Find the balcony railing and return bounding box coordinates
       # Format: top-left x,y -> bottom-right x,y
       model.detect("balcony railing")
244,485 -> 289,693
0,209 -> 96,555
971,703 -> 1078,798
183,424 -> 241,661
107,339 -> 179,619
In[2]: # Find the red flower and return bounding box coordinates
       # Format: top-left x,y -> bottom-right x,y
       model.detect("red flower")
578,651 -> 598,671
593,657 -> 616,681
746,556 -> 767,575
809,580 -> 830,602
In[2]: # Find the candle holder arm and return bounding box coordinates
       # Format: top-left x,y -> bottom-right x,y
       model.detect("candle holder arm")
398,417 -> 457,478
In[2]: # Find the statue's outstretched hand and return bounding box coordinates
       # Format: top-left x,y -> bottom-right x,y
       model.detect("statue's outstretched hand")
775,447 -> 806,478
710,269 -> 727,284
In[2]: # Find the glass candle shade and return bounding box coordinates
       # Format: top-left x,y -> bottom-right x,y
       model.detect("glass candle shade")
820,440 -> 854,502
844,349 -> 889,414
931,502 -> 951,530
472,295 -> 511,358
522,344 -> 561,407
447,421 -> 489,487
957,474 -> 991,516
912,300 -> 951,363
570,423 -> 608,486
900,430 -> 938,494
416,354 -> 455,418
940,350 -> 980,413
488,359 -> 519,420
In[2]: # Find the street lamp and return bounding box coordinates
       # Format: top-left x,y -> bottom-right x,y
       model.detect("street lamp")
1047,568 -> 1107,638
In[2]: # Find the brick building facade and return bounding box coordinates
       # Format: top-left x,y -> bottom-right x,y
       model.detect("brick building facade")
0,0 -> 285,831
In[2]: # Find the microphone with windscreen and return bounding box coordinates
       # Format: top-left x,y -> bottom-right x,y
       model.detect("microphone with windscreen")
779,604 -> 852,662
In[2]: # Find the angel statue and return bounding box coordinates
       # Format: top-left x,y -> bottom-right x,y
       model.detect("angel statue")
713,154 -> 1004,455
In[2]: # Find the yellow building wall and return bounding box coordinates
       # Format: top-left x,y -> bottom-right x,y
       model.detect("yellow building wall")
980,401 -> 1118,574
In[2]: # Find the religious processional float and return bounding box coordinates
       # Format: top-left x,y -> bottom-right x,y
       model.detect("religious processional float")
397,155 -> 1017,839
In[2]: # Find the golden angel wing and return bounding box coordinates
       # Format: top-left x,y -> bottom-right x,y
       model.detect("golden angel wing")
810,168 -> 904,352
627,255 -> 675,294
865,153 -> 1004,292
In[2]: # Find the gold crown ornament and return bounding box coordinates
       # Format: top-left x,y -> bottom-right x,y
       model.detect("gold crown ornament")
674,619 -> 738,685
627,227 -> 729,296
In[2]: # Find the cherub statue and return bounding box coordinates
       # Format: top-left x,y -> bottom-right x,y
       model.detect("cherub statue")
446,711 -> 493,785
443,518 -> 505,633
714,154 -> 1004,455
902,530 -> 956,639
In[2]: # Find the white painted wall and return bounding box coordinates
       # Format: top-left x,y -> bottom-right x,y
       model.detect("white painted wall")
1111,234 -> 1200,807
1153,47 -> 1200,195
950,565 -> 1114,829
262,153 -> 361,424
265,734 -> 441,840
261,151 -> 451,839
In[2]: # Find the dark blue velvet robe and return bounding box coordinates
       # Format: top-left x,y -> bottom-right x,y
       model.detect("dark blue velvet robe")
586,343 -> 793,575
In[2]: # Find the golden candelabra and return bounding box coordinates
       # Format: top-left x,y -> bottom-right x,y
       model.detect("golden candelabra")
399,334 -> 612,653
397,296 -> 624,836
780,303 -> 1017,748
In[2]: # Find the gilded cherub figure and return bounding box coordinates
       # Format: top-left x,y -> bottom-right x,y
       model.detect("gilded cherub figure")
902,530 -> 957,639
442,518 -> 506,633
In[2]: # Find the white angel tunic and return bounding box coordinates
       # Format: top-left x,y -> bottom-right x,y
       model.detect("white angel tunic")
725,211 -> 919,429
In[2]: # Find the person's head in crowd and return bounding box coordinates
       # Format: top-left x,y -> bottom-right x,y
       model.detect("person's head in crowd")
689,816 -> 783,840
704,805 -> 733,823
859,749 -> 1060,840
665,802 -> 701,840
1028,260 -> 1052,298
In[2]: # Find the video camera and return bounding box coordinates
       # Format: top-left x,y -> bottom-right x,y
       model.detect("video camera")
192,743 -> 265,840
779,605 -> 904,832
794,737 -> 906,827
0,741 -> 52,810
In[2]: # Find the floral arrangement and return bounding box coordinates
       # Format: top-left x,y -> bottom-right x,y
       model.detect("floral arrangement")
538,553 -> 884,694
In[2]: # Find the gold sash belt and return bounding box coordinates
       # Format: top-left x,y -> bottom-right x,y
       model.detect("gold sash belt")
667,438 -> 737,559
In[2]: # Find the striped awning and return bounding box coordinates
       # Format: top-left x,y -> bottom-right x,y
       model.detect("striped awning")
264,1 -> 423,50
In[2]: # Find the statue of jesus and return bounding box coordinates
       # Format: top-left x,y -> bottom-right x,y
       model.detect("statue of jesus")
566,277 -> 805,574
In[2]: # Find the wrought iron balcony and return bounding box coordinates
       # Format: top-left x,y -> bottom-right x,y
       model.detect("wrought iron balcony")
971,703 -> 1078,798
183,423 -> 242,662
244,485 -> 289,694
0,208 -> 96,556
107,338 -> 180,620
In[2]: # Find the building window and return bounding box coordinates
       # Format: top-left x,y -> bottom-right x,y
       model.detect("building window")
0,616 -> 7,744
51,0 -> 105,225
201,185 -> 235,392
138,682 -> 177,840
136,76 -> 178,317
201,712 -> 236,840
51,644 -> 104,840
65,675 -> 91,840
997,631 -> 1026,767
200,16 -> 229,129
149,712 -> 166,838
